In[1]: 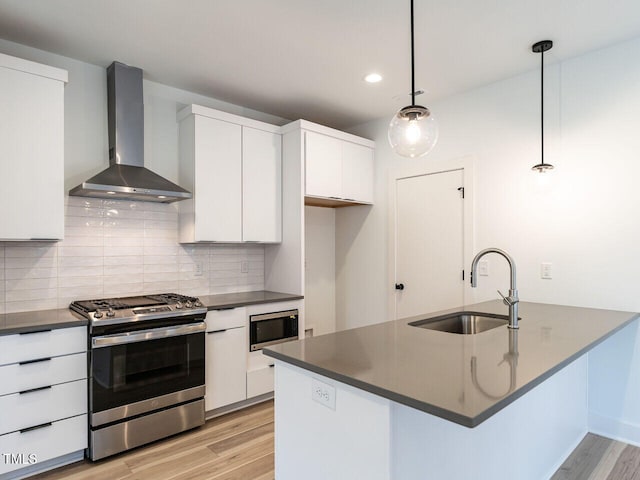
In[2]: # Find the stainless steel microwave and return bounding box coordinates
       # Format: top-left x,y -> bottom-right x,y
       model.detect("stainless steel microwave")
249,309 -> 299,351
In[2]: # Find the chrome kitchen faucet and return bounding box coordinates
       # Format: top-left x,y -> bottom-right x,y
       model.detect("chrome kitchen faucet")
470,248 -> 520,329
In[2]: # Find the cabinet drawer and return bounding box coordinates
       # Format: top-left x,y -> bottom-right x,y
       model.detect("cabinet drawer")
0,326 -> 86,366
0,414 -> 87,475
0,352 -> 86,397
247,365 -> 275,398
0,379 -> 87,435
206,307 -> 246,331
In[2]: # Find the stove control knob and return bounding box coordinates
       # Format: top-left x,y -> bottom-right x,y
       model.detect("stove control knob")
93,311 -> 103,319
194,301 -> 203,307
175,302 -> 183,309
106,308 -> 115,317
185,301 -> 193,308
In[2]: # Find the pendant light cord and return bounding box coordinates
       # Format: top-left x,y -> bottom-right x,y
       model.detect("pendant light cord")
540,47 -> 545,166
410,0 -> 415,106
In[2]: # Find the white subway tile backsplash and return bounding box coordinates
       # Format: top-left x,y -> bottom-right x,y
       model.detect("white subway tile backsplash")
0,198 -> 265,314
5,267 -> 57,280
103,264 -> 144,276
6,298 -> 58,313
6,278 -> 58,291
58,275 -> 104,288
4,256 -> 58,269
58,246 -> 104,257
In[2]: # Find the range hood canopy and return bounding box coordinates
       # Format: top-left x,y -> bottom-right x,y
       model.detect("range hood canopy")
69,62 -> 191,203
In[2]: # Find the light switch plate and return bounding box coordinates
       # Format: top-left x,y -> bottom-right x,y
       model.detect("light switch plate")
478,260 -> 489,276
541,262 -> 553,279
240,261 -> 249,273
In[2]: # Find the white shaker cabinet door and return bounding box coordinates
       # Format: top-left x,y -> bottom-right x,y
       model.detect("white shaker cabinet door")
304,131 -> 342,199
194,116 -> 242,242
0,63 -> 65,240
341,142 -> 374,204
242,127 -> 282,242
205,326 -> 247,411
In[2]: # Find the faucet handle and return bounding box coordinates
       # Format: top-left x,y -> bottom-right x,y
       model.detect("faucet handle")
497,290 -> 514,306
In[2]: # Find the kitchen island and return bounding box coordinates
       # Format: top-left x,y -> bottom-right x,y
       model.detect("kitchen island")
264,301 -> 639,480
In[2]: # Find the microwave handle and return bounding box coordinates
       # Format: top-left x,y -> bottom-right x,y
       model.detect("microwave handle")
92,322 -> 206,348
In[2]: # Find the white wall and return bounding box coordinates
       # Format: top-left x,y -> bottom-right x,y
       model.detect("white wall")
304,206 -> 336,335
338,36 -> 640,442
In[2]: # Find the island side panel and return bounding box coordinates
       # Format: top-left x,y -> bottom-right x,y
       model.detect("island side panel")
588,320 -> 640,445
391,355 -> 588,480
274,361 -> 391,480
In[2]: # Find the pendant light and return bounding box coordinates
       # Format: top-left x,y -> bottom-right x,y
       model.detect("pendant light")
388,0 -> 438,158
531,40 -> 554,173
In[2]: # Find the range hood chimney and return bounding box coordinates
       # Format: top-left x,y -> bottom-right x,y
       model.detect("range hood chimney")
69,62 -> 191,203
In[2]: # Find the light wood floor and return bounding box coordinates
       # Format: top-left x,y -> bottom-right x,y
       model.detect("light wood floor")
32,400 -> 274,480
552,433 -> 640,480
29,403 -> 640,480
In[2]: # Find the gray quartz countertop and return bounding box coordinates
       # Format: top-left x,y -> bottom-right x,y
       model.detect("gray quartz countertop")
0,308 -> 87,336
0,290 -> 301,336
264,300 -> 639,427
200,290 -> 303,310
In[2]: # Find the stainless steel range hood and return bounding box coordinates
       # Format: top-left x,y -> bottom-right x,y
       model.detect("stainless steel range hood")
69,62 -> 191,203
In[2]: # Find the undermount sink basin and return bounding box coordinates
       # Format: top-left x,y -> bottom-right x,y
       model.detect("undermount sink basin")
408,311 -> 510,334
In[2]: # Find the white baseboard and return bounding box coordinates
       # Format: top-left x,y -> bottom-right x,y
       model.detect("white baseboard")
589,412 -> 640,448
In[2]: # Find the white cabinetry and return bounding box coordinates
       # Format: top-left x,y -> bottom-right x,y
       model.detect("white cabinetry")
205,308 -> 247,411
0,52 -> 67,241
292,122 -> 374,207
0,326 -> 87,476
246,300 -> 303,398
178,105 -> 282,243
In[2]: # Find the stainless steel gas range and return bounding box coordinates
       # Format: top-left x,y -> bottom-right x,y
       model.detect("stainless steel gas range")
70,293 -> 207,461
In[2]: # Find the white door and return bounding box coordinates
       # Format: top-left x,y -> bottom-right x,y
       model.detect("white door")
394,169 -> 465,319
304,131 -> 342,198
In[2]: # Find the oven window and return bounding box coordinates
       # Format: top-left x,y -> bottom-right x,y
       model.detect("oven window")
91,332 -> 205,413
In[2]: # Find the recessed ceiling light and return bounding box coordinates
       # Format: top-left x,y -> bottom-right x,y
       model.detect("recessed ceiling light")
364,73 -> 383,83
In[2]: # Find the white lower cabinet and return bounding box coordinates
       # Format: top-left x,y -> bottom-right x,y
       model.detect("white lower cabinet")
205,326 -> 247,411
247,362 -> 275,399
205,308 -> 248,411
0,327 -> 87,476
0,415 -> 87,475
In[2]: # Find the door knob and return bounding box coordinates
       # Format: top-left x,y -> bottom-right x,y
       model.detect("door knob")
395,283 -> 405,290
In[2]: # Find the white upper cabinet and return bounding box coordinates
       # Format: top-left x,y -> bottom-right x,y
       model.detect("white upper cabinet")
341,141 -> 374,204
305,132 -> 342,199
243,127 -> 282,242
178,105 -> 282,243
0,53 -> 67,241
285,121 -> 374,207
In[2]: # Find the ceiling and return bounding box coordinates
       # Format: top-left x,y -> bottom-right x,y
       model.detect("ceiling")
1,0 -> 640,129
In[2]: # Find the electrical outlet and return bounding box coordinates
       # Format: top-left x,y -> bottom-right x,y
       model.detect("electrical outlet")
240,261 -> 249,273
312,378 -> 336,410
541,262 -> 553,279
194,262 -> 203,276
478,260 -> 489,276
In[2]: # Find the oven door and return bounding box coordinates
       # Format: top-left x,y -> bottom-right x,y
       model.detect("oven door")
90,322 -> 205,426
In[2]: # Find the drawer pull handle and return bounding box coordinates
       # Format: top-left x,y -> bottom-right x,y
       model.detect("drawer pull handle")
19,357 -> 52,366
19,385 -> 52,395
215,307 -> 235,311
20,422 -> 52,434
269,364 -> 275,368
208,329 -> 227,334
19,329 -> 52,335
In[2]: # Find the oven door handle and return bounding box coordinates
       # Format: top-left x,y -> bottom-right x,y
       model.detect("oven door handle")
92,322 -> 206,348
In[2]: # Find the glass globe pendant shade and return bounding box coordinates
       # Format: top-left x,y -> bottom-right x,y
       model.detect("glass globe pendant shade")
388,105 -> 439,158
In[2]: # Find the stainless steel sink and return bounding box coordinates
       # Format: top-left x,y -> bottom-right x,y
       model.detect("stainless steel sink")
408,312 -> 511,334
